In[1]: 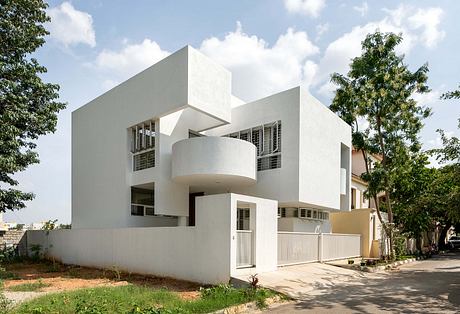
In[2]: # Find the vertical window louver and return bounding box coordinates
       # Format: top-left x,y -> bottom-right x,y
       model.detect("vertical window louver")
131,120 -> 155,171
224,121 -> 281,171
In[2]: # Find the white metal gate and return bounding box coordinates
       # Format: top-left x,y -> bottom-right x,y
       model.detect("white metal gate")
236,230 -> 253,268
277,232 -> 361,266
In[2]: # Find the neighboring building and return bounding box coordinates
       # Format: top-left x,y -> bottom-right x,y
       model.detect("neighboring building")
331,148 -> 387,258
71,45 -> 352,232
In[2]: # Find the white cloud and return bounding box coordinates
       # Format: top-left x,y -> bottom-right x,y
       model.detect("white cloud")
95,39 -> 170,79
314,4 -> 444,97
353,2 -> 369,17
199,22 -> 319,101
408,8 -> 445,48
315,23 -> 329,40
284,0 -> 326,18
47,2 -> 96,47
413,90 -> 441,107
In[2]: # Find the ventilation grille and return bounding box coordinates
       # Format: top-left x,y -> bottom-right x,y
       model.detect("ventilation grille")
133,150 -> 155,171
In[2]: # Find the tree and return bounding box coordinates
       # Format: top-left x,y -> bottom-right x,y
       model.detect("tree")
392,154 -> 435,251
0,0 -> 66,212
330,31 -> 431,259
441,85 -> 460,100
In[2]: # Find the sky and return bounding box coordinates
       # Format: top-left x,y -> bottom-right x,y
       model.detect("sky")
5,0 -> 460,224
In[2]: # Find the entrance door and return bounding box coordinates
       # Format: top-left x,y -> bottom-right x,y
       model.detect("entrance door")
188,192 -> 204,226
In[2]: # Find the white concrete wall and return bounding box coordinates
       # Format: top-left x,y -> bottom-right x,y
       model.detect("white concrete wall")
205,87 -> 351,213
29,193 -> 277,284
172,137 -> 257,186
72,46 -> 233,228
229,194 -> 278,276
205,88 -> 301,203
299,88 -> 352,211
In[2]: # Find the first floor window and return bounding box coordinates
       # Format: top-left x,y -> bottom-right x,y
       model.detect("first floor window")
224,121 -> 281,171
131,187 -> 154,216
131,120 -> 156,171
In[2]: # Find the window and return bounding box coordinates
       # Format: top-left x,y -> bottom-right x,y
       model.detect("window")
131,120 -> 155,171
299,208 -> 307,218
224,121 -> 281,171
237,208 -> 250,230
307,209 -> 312,218
312,210 -> 318,219
131,187 -> 154,216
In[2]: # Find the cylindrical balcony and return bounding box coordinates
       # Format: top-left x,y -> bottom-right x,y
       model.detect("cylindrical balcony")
172,137 -> 257,186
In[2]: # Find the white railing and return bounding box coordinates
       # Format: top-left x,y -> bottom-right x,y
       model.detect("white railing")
321,233 -> 361,261
236,230 -> 253,268
277,232 -> 361,266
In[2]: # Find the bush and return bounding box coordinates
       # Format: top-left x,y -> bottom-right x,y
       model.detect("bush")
394,235 -> 407,258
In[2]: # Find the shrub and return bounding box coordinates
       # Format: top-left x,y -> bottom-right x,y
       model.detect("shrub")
8,279 -> 50,292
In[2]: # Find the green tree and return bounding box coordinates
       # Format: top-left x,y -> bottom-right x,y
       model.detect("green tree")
392,154 -> 435,251
0,0 -> 66,212
441,85 -> 460,100
330,31 -> 431,259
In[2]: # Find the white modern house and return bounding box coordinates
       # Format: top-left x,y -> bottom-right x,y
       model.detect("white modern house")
27,46 -> 359,284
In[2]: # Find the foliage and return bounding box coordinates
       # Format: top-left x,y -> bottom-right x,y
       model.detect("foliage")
41,219 -> 58,231
0,291 -> 12,314
0,267 -> 18,280
30,244 -> 42,261
0,246 -> 21,264
394,235 -> 407,258
58,223 -> 71,229
248,273 -> 259,289
8,279 -> 49,292
441,85 -> 460,100
392,154 -> 436,240
0,0 -> 66,212
330,31 -> 431,259
12,284 -> 277,313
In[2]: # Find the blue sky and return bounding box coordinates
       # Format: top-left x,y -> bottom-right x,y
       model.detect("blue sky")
6,0 -> 460,224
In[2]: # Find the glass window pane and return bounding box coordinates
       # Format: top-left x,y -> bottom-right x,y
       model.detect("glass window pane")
131,205 -> 144,216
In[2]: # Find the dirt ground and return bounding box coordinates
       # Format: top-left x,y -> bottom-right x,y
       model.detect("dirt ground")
3,261 -> 202,300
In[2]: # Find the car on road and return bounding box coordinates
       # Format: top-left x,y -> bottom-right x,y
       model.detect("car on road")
447,236 -> 460,249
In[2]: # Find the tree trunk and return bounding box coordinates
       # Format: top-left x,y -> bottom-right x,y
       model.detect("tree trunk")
438,224 -> 451,250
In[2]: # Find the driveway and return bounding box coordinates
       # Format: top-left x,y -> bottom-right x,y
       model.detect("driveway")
264,252 -> 460,313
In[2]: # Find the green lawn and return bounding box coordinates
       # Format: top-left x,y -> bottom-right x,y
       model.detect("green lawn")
11,284 -> 277,314
7,280 -> 50,292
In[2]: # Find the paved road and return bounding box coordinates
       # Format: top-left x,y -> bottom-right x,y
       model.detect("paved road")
266,252 -> 460,313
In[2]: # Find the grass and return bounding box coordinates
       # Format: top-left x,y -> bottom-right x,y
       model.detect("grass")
11,284 -> 277,313
8,279 -> 50,292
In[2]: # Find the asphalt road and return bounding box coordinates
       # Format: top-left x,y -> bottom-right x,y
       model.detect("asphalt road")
265,251 -> 460,313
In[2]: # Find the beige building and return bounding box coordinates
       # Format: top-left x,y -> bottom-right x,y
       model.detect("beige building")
330,149 -> 386,258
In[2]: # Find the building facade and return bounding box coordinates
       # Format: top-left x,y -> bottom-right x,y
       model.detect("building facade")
71,45 -> 352,233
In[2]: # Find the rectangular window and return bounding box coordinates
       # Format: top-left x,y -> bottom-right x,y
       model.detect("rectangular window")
131,187 -> 154,216
307,209 -> 312,218
312,210 -> 318,219
237,208 -> 250,230
224,121 -> 281,172
131,120 -> 155,171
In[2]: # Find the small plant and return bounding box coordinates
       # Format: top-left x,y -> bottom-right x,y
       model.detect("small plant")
0,291 -> 12,313
248,273 -> 259,289
360,259 -> 366,267
111,265 -> 121,281
9,279 -> 50,292
0,266 -> 18,280
44,259 -> 61,273
30,244 -> 42,261
347,259 -> 354,265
